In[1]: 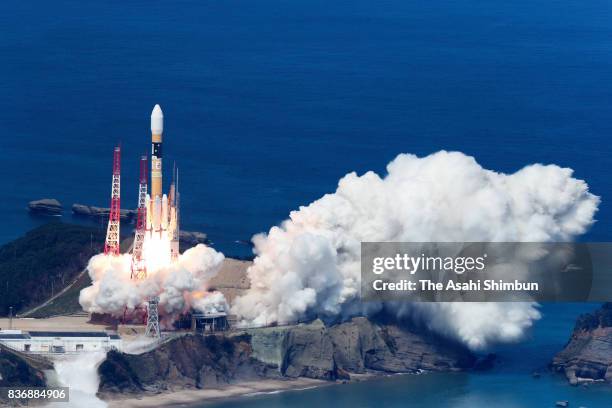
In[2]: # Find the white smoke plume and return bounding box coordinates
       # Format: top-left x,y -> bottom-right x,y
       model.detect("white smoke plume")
80,244 -> 226,322
232,151 -> 599,349
47,352 -> 108,408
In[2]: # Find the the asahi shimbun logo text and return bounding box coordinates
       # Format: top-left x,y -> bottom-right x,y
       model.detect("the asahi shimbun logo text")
372,253 -> 487,275
361,242 -> 612,302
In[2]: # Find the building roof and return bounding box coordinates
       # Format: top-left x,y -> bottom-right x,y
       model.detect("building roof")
28,331 -> 115,338
0,333 -> 31,339
193,312 -> 228,319
0,331 -> 122,340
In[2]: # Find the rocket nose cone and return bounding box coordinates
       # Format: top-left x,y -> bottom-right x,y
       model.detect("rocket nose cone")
152,104 -> 163,118
151,104 -> 164,134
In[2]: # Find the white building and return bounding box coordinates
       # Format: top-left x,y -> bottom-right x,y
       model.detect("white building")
0,330 -> 122,354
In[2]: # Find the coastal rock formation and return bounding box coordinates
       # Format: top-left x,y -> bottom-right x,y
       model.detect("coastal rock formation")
329,317 -> 474,373
98,334 -> 279,395
248,317 -> 474,380
179,230 -> 209,246
27,199 -> 62,215
551,303 -> 612,385
72,203 -> 137,222
281,320 -> 337,380
99,317 -> 476,396
0,344 -> 50,405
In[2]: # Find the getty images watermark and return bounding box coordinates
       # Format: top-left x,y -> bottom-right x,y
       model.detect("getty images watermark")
361,242 -> 612,302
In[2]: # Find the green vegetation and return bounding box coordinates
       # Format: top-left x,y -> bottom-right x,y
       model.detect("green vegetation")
27,271 -> 94,318
0,222 -> 105,316
575,302 -> 612,330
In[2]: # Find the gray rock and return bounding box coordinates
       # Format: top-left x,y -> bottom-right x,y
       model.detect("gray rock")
99,317 -> 477,397
98,334 -> 279,395
328,317 -> 371,373
248,326 -> 290,368
27,199 -> 62,215
246,317 -> 475,381
330,317 -> 474,373
552,303 -> 612,385
0,344 -> 50,405
72,203 -> 136,222
179,230 -> 209,246
281,320 -> 336,380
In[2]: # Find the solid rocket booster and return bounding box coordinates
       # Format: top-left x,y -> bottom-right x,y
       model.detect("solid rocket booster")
151,105 -> 164,231
161,194 -> 169,230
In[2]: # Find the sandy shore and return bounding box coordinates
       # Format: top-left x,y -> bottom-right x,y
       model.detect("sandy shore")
105,378 -> 331,408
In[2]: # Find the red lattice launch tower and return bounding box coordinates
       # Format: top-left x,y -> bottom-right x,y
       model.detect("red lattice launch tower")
131,155 -> 148,280
104,146 -> 121,255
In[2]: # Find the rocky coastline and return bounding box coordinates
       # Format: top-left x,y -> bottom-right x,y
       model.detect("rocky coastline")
98,317 -> 476,399
551,303 -> 612,385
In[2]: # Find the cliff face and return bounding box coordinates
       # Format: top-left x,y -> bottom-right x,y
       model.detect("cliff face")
98,334 -> 279,395
0,345 -> 50,405
552,303 -> 612,385
249,318 -> 474,380
99,318 -> 475,395
329,317 -> 474,374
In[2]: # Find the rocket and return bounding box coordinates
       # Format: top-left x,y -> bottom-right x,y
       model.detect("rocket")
145,104 -> 180,259
150,105 -> 164,233
151,104 -> 163,200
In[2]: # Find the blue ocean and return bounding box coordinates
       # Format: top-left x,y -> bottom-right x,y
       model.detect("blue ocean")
1,0 -> 611,406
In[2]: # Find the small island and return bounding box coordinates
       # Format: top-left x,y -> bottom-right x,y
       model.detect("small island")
552,303 -> 612,385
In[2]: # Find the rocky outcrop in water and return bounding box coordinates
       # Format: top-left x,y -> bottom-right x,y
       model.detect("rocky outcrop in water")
179,230 -> 209,246
99,318 -> 475,396
27,199 -> 63,215
72,203 -> 137,222
551,303 -> 612,385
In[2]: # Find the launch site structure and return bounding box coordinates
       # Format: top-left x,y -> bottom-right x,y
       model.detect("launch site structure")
131,155 -> 148,280
104,146 -> 121,255
102,104 -> 179,337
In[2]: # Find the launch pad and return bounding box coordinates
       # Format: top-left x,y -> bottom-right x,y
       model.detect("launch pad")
102,105 -> 181,337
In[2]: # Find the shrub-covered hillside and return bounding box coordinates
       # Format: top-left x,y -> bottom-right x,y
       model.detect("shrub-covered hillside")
0,222 -> 105,315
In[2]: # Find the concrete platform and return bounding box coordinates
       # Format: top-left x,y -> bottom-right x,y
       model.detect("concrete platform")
0,315 -> 107,332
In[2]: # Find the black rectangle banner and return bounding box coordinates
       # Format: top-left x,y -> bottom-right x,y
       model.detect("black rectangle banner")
361,242 -> 612,302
